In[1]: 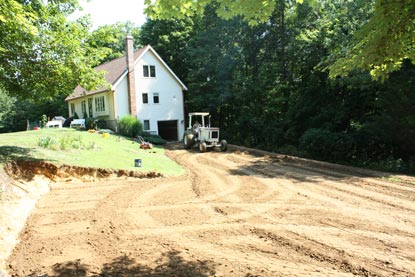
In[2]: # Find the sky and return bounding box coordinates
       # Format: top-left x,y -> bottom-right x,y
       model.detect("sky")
69,0 -> 148,29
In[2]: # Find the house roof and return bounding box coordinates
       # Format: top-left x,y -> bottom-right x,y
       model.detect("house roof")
66,48 -> 145,101
65,45 -> 187,101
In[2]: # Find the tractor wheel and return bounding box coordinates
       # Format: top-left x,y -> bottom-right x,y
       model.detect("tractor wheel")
199,142 -> 207,153
183,133 -> 194,149
220,140 -> 228,152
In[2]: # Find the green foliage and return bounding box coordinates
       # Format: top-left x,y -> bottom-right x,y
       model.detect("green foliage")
118,115 -> 143,138
2,0 -> 413,174
145,0 -> 308,24
0,86 -> 16,132
142,134 -> 167,145
87,21 -> 141,65
85,118 -> 107,130
0,0 -> 108,100
139,18 -> 194,81
0,129 -> 185,175
146,0 -> 414,80
299,129 -> 356,162
37,134 -> 96,151
146,0 -> 414,173
40,115 -> 47,128
329,0 -> 415,80
0,89 -> 69,133
37,136 -> 59,150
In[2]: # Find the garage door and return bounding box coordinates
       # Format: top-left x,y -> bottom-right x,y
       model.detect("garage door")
157,120 -> 178,141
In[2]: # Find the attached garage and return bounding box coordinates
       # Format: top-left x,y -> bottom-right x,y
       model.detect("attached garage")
158,120 -> 178,141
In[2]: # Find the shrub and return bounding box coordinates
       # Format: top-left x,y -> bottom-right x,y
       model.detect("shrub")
299,128 -> 355,163
118,115 -> 143,138
85,117 -> 107,130
38,135 -> 92,151
37,136 -> 59,149
85,118 -> 107,130
40,114 -> 47,128
63,116 -> 75,127
98,129 -> 114,134
85,117 -> 95,129
96,119 -> 107,129
142,134 -> 167,145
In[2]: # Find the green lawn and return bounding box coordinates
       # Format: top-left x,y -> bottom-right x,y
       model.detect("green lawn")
0,128 -> 185,176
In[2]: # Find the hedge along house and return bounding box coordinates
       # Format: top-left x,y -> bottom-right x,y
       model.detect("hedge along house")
65,36 -> 187,140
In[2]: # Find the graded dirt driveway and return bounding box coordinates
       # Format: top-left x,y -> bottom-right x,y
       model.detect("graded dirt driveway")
6,143 -> 415,276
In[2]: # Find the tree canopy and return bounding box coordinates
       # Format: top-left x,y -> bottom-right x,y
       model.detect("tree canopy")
329,0 -> 415,80
0,0 -> 107,100
87,21 -> 141,65
139,1 -> 415,173
1,0 -> 414,173
145,0 -> 415,80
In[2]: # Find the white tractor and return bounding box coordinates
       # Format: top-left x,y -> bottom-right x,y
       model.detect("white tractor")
183,112 -> 227,152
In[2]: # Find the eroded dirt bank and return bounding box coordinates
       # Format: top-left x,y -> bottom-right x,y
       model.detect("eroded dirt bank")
5,143 -> 415,276
5,160 -> 162,181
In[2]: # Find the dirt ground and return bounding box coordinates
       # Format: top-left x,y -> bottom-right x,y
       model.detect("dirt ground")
5,143 -> 415,276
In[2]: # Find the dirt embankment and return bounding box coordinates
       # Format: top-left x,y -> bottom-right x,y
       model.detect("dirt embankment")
5,160 -> 162,181
1,160 -> 162,276
4,143 -> 415,276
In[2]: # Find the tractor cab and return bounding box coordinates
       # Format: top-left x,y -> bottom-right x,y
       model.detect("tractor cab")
183,112 -> 227,152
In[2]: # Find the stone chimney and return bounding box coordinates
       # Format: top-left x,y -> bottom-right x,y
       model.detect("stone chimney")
125,36 -> 137,116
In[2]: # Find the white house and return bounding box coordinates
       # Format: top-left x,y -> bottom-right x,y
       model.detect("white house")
65,36 -> 187,140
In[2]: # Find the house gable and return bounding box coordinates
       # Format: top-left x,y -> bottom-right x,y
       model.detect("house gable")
66,41 -> 187,140
134,45 -> 187,91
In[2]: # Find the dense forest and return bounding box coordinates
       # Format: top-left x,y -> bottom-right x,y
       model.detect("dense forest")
1,0 -> 414,173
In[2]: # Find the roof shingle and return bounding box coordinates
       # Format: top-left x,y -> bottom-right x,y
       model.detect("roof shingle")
65,48 -> 145,101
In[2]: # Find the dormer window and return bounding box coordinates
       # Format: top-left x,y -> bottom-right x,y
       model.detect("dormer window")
143,65 -> 156,77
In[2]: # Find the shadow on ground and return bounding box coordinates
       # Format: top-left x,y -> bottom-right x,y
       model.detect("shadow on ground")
227,155 -> 394,184
31,251 -> 218,277
0,146 -> 36,163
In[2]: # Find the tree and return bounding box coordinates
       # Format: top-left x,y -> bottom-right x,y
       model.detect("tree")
0,0 -> 107,100
145,0 -> 415,79
138,18 -> 194,81
144,0 -> 280,24
0,86 -> 16,131
88,22 -> 141,65
329,0 -> 415,80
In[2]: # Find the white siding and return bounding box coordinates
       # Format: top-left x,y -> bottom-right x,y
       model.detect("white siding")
83,47 -> 186,138
68,98 -> 83,118
68,91 -> 113,120
114,75 -> 130,119
134,50 -> 185,139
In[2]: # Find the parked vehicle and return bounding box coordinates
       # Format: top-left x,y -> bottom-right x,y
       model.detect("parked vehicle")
183,112 -> 227,152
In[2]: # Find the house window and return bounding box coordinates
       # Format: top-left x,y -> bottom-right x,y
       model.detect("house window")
150,65 -> 156,77
143,120 -> 150,131
81,101 -> 86,117
88,98 -> 93,117
143,65 -> 156,77
142,93 -> 148,104
95,95 -> 105,112
153,93 -> 159,104
70,103 -> 75,116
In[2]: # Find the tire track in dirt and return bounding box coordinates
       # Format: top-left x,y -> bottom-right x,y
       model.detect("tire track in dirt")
250,228 -> 399,277
196,153 -> 295,203
154,148 -> 414,275
6,143 -> 415,276
272,162 -> 415,207
227,151 -> 415,199
174,149 -> 415,254
227,153 -> 415,213
211,150 -> 413,243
